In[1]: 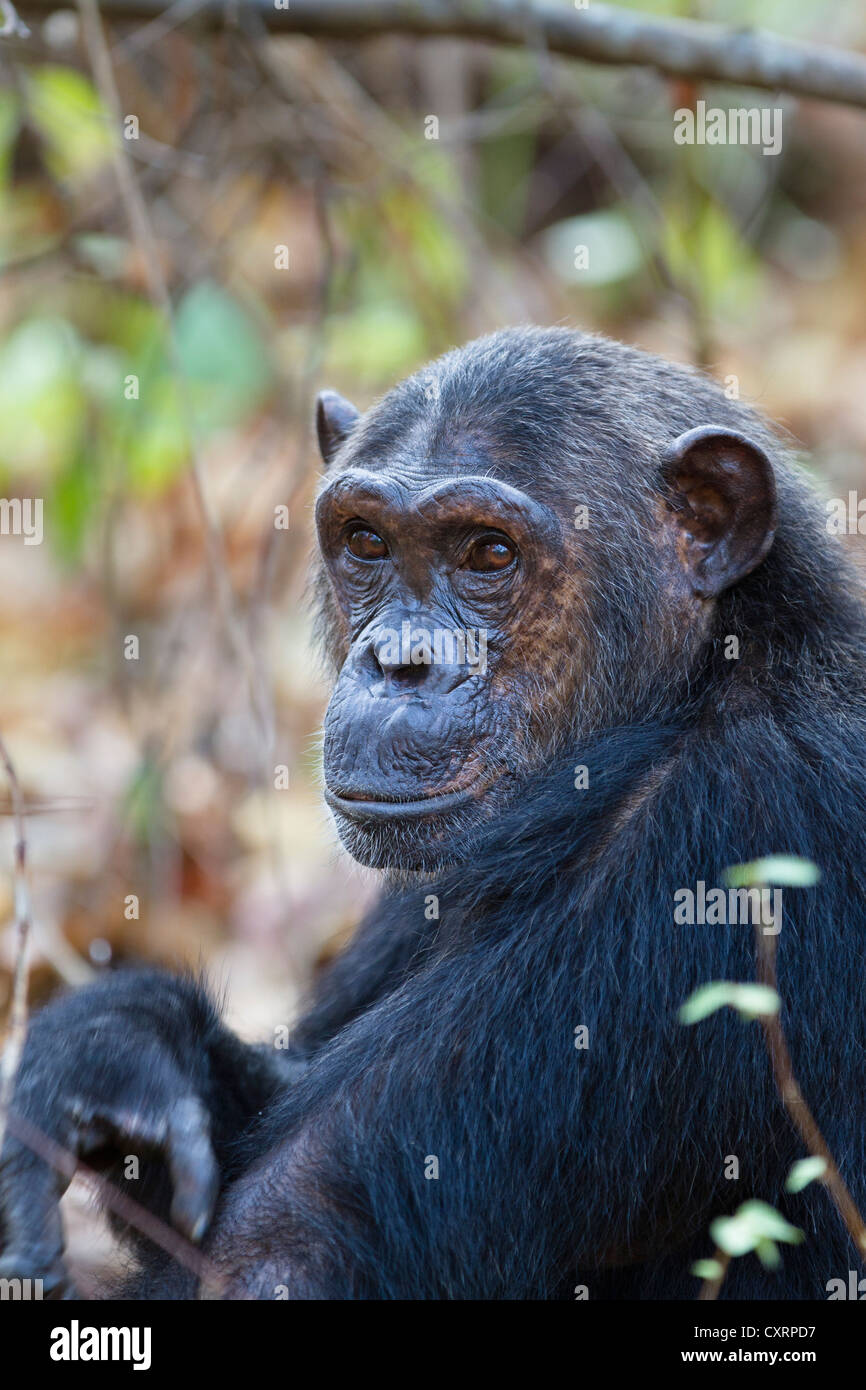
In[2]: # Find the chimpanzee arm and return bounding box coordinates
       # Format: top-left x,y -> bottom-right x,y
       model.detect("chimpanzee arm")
0,969 -> 289,1294
0,898 -> 430,1296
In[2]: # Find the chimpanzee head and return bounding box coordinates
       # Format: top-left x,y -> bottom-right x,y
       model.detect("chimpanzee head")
313,327 -> 780,871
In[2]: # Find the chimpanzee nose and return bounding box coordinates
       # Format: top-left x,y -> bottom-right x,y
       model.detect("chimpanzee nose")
364,619 -> 483,694
372,625 -> 435,689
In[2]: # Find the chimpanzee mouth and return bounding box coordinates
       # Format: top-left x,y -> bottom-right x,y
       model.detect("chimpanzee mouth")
324,782 -> 480,823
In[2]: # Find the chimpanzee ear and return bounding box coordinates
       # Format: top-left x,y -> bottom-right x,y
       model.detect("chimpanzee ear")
659,425 -> 778,598
316,391 -> 360,467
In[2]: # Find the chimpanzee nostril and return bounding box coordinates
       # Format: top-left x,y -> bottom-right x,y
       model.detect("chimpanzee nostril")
387,660 -> 430,689
372,631 -> 433,688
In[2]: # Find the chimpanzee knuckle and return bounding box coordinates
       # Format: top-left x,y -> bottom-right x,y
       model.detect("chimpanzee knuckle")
68,1098 -> 161,1152
62,1054 -> 194,1155
63,1107 -> 110,1153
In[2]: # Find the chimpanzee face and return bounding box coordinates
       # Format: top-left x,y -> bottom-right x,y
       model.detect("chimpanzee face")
313,340 -> 777,873
315,443 -> 571,871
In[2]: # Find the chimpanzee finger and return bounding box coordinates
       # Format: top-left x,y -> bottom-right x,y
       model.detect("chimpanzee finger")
75,1094 -> 218,1241
165,1097 -> 219,1242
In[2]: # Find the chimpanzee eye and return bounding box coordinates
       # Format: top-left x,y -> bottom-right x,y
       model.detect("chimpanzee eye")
346,527 -> 388,561
466,535 -> 516,573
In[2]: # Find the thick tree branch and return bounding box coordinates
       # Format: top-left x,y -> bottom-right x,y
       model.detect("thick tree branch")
18,0 -> 866,111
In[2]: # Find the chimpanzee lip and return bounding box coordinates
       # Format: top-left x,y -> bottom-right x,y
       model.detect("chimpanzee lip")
324,782 -> 478,822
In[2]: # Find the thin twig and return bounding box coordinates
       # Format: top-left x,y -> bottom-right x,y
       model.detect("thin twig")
754,915 -> 866,1258
695,894 -> 866,1301
0,732 -> 33,1157
697,1247 -> 731,1301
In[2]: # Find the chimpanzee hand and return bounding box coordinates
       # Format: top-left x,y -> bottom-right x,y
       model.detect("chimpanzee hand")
0,970 -> 286,1298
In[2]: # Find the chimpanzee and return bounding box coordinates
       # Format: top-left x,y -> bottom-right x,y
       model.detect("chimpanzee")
2,326 -> 866,1300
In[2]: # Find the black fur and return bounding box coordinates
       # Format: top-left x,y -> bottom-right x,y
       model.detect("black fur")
2,327 -> 866,1300
195,707 -> 866,1299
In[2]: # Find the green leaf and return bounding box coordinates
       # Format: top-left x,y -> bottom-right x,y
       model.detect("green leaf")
679,981 -> 737,1024
728,984 -> 782,1021
124,376 -> 189,495
711,1201 -> 803,1258
755,1237 -> 782,1270
785,1157 -> 828,1194
325,302 -> 429,385
173,282 -> 272,432
679,981 -> 780,1024
25,66 -> 114,184
123,757 -> 167,846
53,450 -> 101,562
691,1259 -> 724,1280
0,88 -> 21,184
541,210 -> 644,288
661,197 -> 761,317
723,856 -> 821,889
0,318 -> 85,475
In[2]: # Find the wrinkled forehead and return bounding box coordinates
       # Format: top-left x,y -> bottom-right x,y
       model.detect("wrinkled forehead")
348,426 -> 499,489
337,405 -> 579,508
